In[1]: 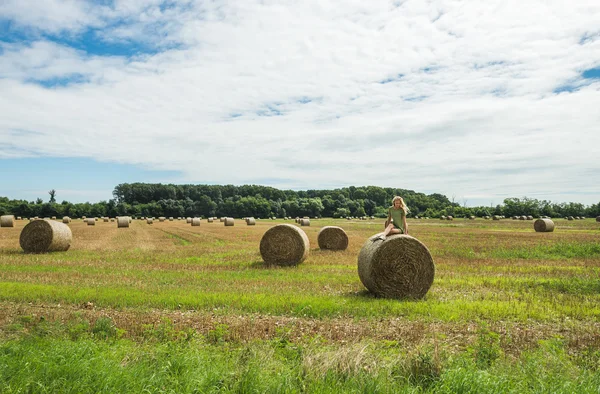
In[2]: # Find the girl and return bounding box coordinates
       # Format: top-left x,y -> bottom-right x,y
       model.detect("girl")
376,196 -> 408,240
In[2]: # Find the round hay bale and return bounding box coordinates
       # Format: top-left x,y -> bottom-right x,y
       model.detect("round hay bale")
103,217 -> 109,222
159,217 -> 166,222
300,218 -> 310,226
568,216 -> 574,221
186,217 -> 192,224
447,216 -> 453,221
527,215 -> 533,220
224,217 -> 234,226
62,216 -> 71,224
318,226 -> 348,251
358,234 -> 435,299
534,218 -> 555,232
147,218 -> 153,224
111,218 -> 115,222
519,216 -> 526,220
51,216 -> 56,220
1,215 -> 15,227
169,217 -> 174,221
246,217 -> 256,226
220,217 -> 225,222
260,224 -> 309,266
20,219 -> 72,253
81,216 -> 86,220
207,217 -> 214,223
596,216 -> 600,222
469,216 -> 475,220
86,218 -> 95,226
16,216 -> 22,220
191,218 -> 201,226
440,216 -> 446,220
493,215 -> 500,221
117,217 -> 130,228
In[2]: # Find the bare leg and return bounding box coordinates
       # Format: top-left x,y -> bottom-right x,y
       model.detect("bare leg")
376,224 -> 401,240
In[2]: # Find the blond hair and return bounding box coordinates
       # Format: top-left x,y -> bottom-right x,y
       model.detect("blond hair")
391,196 -> 409,214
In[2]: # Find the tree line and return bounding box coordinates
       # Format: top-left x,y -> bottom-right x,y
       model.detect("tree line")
1,183 -> 599,219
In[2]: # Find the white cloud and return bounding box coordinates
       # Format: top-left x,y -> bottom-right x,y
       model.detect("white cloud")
1,0 -> 600,205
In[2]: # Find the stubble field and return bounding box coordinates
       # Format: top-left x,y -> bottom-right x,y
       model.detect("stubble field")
0,217 -> 599,393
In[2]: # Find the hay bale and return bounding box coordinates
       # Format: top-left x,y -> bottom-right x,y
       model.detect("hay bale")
527,215 -> 533,220
117,216 -> 129,228
519,216 -> 526,220
51,216 -> 56,220
299,218 -> 310,226
169,217 -> 174,221
447,216 -> 453,221
220,217 -> 225,222
16,216 -> 22,220
186,217 -> 192,224
86,218 -> 95,226
246,217 -> 256,226
440,216 -> 446,220
1,215 -> 15,227
147,218 -> 153,224
191,218 -> 201,226
469,216 -> 475,220
62,216 -> 71,224
493,215 -> 500,220
260,224 -> 309,266
111,218 -> 115,222
20,219 -> 72,253
534,218 -> 555,232
596,216 -> 600,223
318,226 -> 348,251
159,217 -> 166,222
358,234 -> 435,299
568,216 -> 574,221
103,217 -> 109,222
224,217 -> 234,226
207,217 -> 214,223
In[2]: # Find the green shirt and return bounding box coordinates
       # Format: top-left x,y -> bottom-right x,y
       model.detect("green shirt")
388,207 -> 406,233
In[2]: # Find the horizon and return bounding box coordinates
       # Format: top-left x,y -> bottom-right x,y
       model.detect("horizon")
1,1 -> 599,207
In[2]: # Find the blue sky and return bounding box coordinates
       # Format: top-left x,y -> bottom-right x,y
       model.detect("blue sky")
1,0 -> 599,205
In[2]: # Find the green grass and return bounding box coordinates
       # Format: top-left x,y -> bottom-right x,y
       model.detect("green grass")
0,323 -> 599,394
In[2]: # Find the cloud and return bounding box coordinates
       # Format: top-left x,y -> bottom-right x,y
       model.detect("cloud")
1,0 -> 600,205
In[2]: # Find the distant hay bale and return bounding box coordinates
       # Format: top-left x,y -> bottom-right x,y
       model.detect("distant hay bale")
186,217 -> 192,224
117,217 -> 130,228
62,216 -> 71,224
110,218 -> 115,222
191,218 -> 201,226
300,218 -> 310,226
169,217 -> 174,221
224,217 -> 234,226
147,218 -> 153,224
159,217 -> 166,222
207,217 -> 214,223
20,219 -> 72,254
493,215 -> 500,220
260,224 -> 309,266
596,216 -> 600,222
1,215 -> 15,227
358,234 -> 435,299
103,217 -> 109,222
527,216 -> 533,220
82,216 -> 86,220
469,216 -> 475,220
447,216 -> 453,221
317,226 -> 348,251
220,217 -> 225,222
568,216 -> 574,221
86,219 -> 95,226
246,217 -> 256,226
519,216 -> 526,220
51,216 -> 56,220
16,216 -> 22,220
440,216 -> 446,220
534,218 -> 555,232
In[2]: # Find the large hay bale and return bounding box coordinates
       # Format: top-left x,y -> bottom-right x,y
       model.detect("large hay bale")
224,217 -> 234,226
260,224 -> 309,266
318,226 -> 348,251
300,218 -> 310,226
20,219 -> 72,253
147,218 -> 153,224
358,234 -> 435,299
208,217 -> 214,223
186,217 -> 192,224
62,216 -> 71,224
86,218 -> 95,226
596,216 -> 600,223
246,217 -> 256,226
191,218 -> 201,226
1,215 -> 15,227
117,217 -> 130,228
534,218 -> 555,232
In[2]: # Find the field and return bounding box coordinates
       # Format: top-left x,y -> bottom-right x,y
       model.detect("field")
1,217 -> 599,393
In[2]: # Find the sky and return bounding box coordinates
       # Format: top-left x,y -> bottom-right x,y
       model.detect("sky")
0,0 -> 599,206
